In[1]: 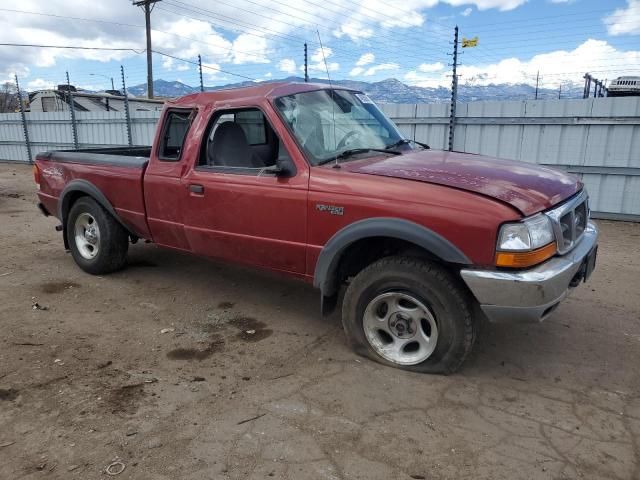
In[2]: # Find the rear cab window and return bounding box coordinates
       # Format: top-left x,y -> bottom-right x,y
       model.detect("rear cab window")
158,109 -> 195,161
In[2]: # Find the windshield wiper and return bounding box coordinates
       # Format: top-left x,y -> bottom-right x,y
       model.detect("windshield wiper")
317,148 -> 401,166
385,138 -> 430,150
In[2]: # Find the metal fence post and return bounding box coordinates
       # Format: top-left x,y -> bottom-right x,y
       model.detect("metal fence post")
198,54 -> 204,92
66,72 -> 79,149
14,74 -> 33,163
448,25 -> 459,152
121,65 -> 133,146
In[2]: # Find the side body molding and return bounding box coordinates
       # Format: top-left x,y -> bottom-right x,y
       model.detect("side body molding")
58,179 -> 135,248
313,217 -> 472,299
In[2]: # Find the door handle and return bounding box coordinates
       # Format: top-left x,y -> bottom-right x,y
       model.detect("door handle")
189,184 -> 204,194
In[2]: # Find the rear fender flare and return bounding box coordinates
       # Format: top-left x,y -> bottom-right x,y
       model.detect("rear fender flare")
313,217 -> 472,301
59,179 -> 133,248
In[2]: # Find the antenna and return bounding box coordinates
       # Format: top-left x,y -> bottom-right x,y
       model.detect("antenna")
316,30 -> 339,168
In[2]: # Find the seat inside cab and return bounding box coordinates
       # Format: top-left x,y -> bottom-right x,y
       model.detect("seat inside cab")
202,108 -> 291,169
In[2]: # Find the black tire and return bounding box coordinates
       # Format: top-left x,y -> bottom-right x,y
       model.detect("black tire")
66,197 -> 129,275
341,256 -> 476,374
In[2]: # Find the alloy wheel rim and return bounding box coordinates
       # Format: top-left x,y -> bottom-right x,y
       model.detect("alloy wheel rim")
74,212 -> 100,260
363,291 -> 438,366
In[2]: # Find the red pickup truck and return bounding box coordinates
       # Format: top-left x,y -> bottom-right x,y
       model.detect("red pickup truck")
34,82 -> 598,374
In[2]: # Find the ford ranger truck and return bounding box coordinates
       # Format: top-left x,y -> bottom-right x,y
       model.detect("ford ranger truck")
34,82 -> 598,374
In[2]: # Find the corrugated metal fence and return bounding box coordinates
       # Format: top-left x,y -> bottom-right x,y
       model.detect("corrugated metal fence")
1,97 -> 638,219
0,111 -> 159,162
380,97 -> 640,221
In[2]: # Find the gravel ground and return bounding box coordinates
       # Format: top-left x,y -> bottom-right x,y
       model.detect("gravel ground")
1,162 -> 639,480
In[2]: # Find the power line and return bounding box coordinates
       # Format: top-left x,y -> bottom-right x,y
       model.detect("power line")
0,42 -> 145,53
460,6 -> 632,29
0,7 -> 279,57
162,0 -> 450,65
153,50 -> 256,80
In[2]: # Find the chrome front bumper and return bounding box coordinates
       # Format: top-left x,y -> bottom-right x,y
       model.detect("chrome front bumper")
461,221 -> 599,323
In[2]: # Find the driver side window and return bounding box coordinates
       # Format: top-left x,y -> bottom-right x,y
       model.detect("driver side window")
199,108 -> 290,173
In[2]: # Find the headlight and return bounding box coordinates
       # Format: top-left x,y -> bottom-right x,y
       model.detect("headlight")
496,214 -> 556,268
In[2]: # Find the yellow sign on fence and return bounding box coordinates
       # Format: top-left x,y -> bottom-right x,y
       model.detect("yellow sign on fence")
462,36 -> 478,48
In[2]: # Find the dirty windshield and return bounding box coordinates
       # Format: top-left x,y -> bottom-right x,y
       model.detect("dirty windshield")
274,89 -> 404,165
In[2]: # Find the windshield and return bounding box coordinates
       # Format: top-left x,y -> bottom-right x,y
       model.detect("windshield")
274,89 -> 404,165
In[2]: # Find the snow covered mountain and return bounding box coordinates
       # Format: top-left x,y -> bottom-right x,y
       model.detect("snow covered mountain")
127,77 -> 583,103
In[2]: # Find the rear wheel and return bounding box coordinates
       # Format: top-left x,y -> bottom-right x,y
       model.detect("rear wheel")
67,197 -> 129,275
341,256 -> 477,374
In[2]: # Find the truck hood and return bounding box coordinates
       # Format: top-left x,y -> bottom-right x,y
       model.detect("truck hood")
339,150 -> 581,216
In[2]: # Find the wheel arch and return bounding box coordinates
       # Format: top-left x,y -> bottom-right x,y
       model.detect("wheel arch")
59,179 -> 134,249
313,218 -> 472,313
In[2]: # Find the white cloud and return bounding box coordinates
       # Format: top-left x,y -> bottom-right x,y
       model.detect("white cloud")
418,62 -> 445,73
404,39 -> 640,88
364,63 -> 399,76
334,21 -> 375,40
0,0 -> 533,82
307,47 -> 339,75
161,56 -> 191,72
277,59 -> 297,75
604,0 -> 640,36
356,53 -> 375,66
461,7 -> 473,16
443,0 -> 527,10
230,34 -> 269,64
350,53 -> 376,75
201,62 -> 223,80
311,47 -> 332,63
26,78 -> 55,90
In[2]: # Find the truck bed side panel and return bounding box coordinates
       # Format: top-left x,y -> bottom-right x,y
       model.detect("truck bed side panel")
36,156 -> 151,239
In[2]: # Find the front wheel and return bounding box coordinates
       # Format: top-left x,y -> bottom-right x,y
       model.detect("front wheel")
341,256 -> 477,374
67,197 -> 129,275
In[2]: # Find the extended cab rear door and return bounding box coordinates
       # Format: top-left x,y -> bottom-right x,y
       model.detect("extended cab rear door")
144,108 -> 195,250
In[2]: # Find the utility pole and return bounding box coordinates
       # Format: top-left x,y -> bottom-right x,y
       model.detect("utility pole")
535,70 -> 539,100
198,54 -> 204,92
558,84 -> 562,99
448,25 -> 459,152
304,43 -> 309,82
133,0 -> 161,99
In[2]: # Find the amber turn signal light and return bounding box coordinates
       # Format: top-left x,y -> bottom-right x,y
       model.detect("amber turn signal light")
495,242 -> 556,268
33,164 -> 40,186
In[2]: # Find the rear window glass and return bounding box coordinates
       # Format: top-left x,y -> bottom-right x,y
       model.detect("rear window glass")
159,110 -> 193,161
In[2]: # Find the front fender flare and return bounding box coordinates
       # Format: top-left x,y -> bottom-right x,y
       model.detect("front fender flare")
313,217 -> 472,300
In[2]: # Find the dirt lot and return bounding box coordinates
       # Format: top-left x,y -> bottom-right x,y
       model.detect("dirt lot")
0,162 -> 639,480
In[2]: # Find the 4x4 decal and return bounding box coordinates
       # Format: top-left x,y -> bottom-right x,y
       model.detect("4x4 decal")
316,204 -> 344,216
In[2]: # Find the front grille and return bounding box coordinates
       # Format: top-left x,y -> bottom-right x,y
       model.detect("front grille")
545,190 -> 589,254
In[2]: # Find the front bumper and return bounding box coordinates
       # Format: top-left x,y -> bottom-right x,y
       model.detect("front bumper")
461,221 -> 599,323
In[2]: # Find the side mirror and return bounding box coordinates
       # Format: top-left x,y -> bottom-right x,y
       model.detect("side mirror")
261,156 -> 295,177
261,164 -> 283,175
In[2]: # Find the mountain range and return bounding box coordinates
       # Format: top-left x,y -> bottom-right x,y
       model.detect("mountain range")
126,77 -> 584,103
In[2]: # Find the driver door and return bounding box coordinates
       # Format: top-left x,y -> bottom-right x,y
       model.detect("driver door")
181,106 -> 309,275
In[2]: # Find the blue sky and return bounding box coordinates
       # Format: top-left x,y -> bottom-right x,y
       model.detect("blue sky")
0,0 -> 638,92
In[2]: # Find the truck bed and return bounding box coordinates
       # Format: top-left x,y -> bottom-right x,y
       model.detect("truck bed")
37,146 -> 151,168
35,146 -> 152,239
